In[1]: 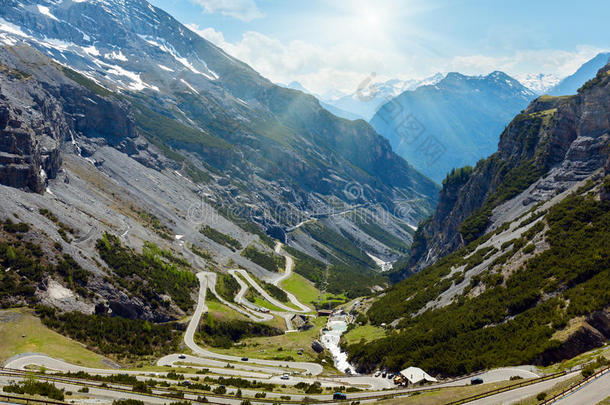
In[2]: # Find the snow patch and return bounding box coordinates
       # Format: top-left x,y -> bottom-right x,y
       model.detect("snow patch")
180,79 -> 199,95
82,44 -> 100,57
105,50 -> 127,61
37,5 -> 59,22
138,34 -> 216,79
158,64 -> 174,72
0,18 -> 30,38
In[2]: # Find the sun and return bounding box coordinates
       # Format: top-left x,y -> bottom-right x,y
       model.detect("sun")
360,7 -> 384,30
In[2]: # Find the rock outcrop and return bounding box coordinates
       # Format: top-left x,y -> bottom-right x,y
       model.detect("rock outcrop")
0,66 -> 63,192
539,307 -> 610,366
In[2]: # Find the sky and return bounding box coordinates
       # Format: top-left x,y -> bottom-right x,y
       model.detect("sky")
148,0 -> 609,96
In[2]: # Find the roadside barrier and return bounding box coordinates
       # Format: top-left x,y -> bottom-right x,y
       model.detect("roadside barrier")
0,393 -> 70,405
443,371 -> 568,405
539,366 -> 610,405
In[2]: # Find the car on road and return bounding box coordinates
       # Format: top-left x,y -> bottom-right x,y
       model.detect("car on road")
471,377 -> 484,385
241,357 -> 249,361
281,374 -> 290,380
178,354 -> 186,359
333,392 -> 347,400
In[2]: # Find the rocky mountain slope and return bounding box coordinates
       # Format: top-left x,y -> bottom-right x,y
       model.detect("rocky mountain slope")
550,52 -> 610,96
0,0 -> 440,293
345,64 -> 610,376
370,71 -> 536,182
407,63 -> 610,273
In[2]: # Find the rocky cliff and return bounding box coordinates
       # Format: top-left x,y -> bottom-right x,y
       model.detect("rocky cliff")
407,63 -> 610,274
0,45 -> 167,193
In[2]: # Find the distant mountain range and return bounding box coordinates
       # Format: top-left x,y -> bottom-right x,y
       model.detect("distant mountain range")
370,71 -> 536,182
549,52 -> 610,95
282,74 -> 446,122
514,72 -> 561,94
279,54 -> 609,187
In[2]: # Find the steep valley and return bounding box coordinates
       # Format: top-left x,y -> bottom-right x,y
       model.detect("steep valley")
0,1 -> 608,404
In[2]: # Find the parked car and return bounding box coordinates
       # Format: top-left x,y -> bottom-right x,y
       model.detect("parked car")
471,377 -> 484,385
388,373 -> 394,379
333,392 -> 347,400
381,371 -> 387,378
178,354 -> 186,359
374,371 -> 381,377
241,357 -> 249,361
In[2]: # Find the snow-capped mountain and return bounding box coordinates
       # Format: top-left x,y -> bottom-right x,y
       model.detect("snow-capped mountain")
320,73 -> 446,121
370,71 -> 536,182
514,73 -> 561,94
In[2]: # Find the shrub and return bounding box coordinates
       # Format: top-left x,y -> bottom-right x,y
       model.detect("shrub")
241,245 -> 284,272
200,226 -> 241,251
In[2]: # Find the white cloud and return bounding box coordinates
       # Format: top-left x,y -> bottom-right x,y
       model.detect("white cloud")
187,24 -> 403,95
446,46 -> 605,78
187,24 -> 607,96
189,0 -> 263,22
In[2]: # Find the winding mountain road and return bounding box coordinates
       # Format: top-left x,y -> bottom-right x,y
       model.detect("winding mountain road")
181,272 -> 324,376
271,242 -> 312,313
203,271 -> 273,322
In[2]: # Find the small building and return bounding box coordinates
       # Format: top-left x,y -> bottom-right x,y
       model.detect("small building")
317,309 -> 333,317
399,367 -> 438,385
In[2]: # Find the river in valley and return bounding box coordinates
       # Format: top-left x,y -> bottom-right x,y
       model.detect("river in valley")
320,315 -> 357,374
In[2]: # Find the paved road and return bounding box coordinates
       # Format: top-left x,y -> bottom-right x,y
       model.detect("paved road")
182,272 -> 324,376
552,369 -> 610,405
0,374 -> 241,405
271,242 -> 312,313
441,367 -> 541,387
204,271 -> 272,322
231,269 -> 302,313
465,372 -> 578,405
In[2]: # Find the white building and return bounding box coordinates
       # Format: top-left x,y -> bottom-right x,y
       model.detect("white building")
399,366 -> 438,385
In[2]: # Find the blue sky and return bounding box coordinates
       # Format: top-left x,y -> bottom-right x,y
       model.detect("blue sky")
148,0 -> 609,95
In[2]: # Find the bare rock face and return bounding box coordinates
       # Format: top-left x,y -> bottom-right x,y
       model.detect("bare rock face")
0,75 -> 63,193
408,63 -> 610,272
0,45 -> 168,193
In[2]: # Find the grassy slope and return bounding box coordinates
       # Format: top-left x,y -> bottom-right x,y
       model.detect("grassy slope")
350,178 -> 610,375
343,325 -> 387,345
0,308 -> 108,368
281,273 -> 347,309
206,296 -> 285,330
281,273 -> 320,306
208,317 -> 327,363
